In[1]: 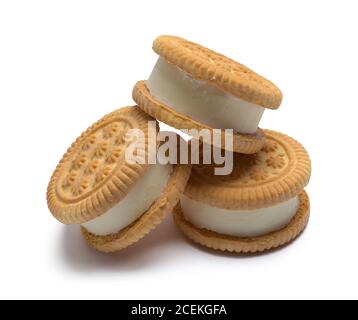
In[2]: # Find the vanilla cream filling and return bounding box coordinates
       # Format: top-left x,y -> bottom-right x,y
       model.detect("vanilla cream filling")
181,195 -> 299,237
147,58 -> 265,134
82,164 -> 172,236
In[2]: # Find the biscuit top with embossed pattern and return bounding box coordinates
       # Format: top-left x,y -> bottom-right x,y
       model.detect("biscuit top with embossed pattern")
47,106 -> 157,224
184,130 -> 311,210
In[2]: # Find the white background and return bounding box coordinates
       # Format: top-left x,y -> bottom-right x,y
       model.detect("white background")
0,0 -> 357,300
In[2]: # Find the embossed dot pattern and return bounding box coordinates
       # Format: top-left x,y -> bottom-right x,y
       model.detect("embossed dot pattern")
185,130 -> 311,210
60,120 -> 133,200
47,106 -> 156,225
193,137 -> 288,187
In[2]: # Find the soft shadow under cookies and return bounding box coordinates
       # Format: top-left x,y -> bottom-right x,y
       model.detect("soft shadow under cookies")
59,217 -> 184,272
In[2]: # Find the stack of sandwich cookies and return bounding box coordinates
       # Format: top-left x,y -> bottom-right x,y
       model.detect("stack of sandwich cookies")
133,35 -> 283,153
47,35 -> 311,256
174,130 -> 311,253
47,106 -> 191,253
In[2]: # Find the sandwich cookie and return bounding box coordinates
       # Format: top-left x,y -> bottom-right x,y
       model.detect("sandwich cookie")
133,35 -> 282,154
47,106 -> 191,253
174,130 -> 311,253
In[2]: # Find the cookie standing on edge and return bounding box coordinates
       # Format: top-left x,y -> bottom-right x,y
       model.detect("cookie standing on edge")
174,130 -> 311,253
47,106 -> 191,253
133,35 -> 283,154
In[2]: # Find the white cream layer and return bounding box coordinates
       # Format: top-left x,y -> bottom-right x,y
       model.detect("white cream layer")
82,164 -> 172,236
181,195 -> 299,237
147,58 -> 265,134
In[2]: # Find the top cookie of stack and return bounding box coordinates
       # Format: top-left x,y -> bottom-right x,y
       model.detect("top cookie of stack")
133,35 -> 283,154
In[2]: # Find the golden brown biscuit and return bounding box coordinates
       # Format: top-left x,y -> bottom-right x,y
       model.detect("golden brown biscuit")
47,106 -> 192,252
133,36 -> 283,153
185,130 -> 311,209
175,130 -> 311,253
153,35 -> 282,109
47,106 -> 156,224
